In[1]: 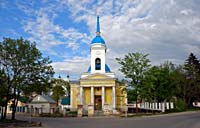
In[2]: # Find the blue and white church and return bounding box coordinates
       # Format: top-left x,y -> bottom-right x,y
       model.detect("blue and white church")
70,16 -> 127,116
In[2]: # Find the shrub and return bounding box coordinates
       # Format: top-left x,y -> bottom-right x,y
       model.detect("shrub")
175,99 -> 186,112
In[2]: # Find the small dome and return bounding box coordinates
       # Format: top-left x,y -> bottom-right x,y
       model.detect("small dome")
87,64 -> 111,73
91,35 -> 105,44
105,64 -> 111,72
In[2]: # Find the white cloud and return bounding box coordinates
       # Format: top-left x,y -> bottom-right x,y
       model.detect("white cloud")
51,56 -> 90,80
15,0 -> 200,79
64,0 -> 200,78
19,1 -> 91,56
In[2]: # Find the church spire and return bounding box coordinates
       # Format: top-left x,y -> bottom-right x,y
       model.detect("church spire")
96,16 -> 100,36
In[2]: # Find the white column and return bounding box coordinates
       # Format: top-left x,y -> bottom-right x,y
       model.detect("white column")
159,103 -> 161,110
102,86 -> 105,110
70,87 -> 73,109
80,86 -> 83,105
161,103 -> 165,112
91,86 -> 94,105
170,102 -> 174,109
166,102 -> 169,109
112,86 -> 116,109
155,103 -> 158,110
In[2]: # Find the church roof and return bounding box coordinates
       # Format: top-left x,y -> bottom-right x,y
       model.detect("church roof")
87,64 -> 111,73
91,35 -> 105,44
91,16 -> 106,45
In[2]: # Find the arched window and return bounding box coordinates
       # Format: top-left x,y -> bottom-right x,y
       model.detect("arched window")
95,58 -> 101,70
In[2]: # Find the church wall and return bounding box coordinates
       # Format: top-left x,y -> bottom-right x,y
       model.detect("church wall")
105,87 -> 112,105
84,87 -> 91,105
71,85 -> 79,110
116,84 -> 127,109
91,45 -> 106,73
94,87 -> 102,95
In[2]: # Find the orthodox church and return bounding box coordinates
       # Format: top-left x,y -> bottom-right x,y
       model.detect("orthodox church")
70,16 -> 127,115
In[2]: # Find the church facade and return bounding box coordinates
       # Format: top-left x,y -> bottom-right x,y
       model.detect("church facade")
70,16 -> 127,115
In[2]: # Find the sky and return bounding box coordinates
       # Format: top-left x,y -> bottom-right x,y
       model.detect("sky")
0,0 -> 200,80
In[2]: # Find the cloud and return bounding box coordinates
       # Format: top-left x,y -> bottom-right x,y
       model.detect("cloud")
51,56 -> 90,79
63,0 -> 200,77
18,1 -> 90,55
13,0 -> 200,79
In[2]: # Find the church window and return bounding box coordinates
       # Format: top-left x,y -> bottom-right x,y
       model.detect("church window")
95,58 -> 101,70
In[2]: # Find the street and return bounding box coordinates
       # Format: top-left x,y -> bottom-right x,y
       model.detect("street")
17,111 -> 200,128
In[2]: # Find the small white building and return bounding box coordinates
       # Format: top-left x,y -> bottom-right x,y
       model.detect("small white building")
28,95 -> 56,114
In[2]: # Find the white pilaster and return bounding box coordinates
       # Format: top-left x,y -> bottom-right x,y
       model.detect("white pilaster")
70,87 -> 73,109
91,86 -> 94,105
102,86 -> 105,109
112,86 -> 116,109
170,102 -> 174,109
80,86 -> 83,105
155,103 -> 158,109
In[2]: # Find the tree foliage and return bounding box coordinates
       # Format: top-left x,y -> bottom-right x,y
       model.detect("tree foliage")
51,78 -> 70,106
0,38 -> 54,120
117,52 -> 200,111
116,52 -> 151,112
184,53 -> 200,107
143,62 -> 185,102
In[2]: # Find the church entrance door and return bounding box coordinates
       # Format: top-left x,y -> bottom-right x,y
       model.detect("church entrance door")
94,95 -> 102,110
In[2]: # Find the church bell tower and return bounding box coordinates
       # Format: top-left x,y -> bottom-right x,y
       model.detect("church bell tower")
90,16 -> 107,74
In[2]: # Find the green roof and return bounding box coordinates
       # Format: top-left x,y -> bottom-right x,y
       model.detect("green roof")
18,96 -> 29,103
61,97 -> 70,105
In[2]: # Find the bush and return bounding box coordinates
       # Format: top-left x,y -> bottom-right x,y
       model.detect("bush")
175,99 -> 186,112
39,113 -> 51,117
39,112 -> 63,117
66,111 -> 77,117
51,112 -> 63,117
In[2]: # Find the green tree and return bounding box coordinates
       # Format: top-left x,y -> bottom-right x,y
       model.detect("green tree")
184,53 -> 200,108
51,78 -> 70,106
0,69 -> 8,120
116,52 -> 151,113
0,38 -> 54,120
51,78 -> 67,106
144,62 -> 184,102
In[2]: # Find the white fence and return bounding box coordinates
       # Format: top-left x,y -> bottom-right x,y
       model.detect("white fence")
127,102 -> 174,112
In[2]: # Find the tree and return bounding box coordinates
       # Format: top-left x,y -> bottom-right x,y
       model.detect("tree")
51,78 -> 70,106
0,69 -> 8,120
0,38 -> 54,120
144,61 -> 186,103
116,52 -> 151,113
184,53 -> 200,108
52,85 -> 65,106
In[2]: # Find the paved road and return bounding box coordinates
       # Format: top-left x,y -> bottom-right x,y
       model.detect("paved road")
17,111 -> 200,128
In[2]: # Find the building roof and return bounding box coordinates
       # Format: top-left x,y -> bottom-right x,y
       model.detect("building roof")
91,16 -> 106,45
91,35 -> 105,44
70,80 -> 80,84
61,97 -> 70,105
31,95 -> 56,103
87,64 -> 111,73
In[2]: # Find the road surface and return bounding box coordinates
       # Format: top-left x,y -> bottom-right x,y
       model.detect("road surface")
17,111 -> 200,128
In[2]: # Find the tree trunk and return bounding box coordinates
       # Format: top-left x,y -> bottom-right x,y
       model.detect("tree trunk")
11,88 -> 18,120
135,95 -> 138,114
11,103 -> 16,120
3,99 -> 8,120
1,106 -> 4,120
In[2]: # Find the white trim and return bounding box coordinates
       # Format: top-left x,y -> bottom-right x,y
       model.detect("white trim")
80,87 -> 83,105
102,86 -> 105,109
80,84 -> 114,87
112,86 -> 116,109
91,86 -> 94,105
70,87 -> 73,108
